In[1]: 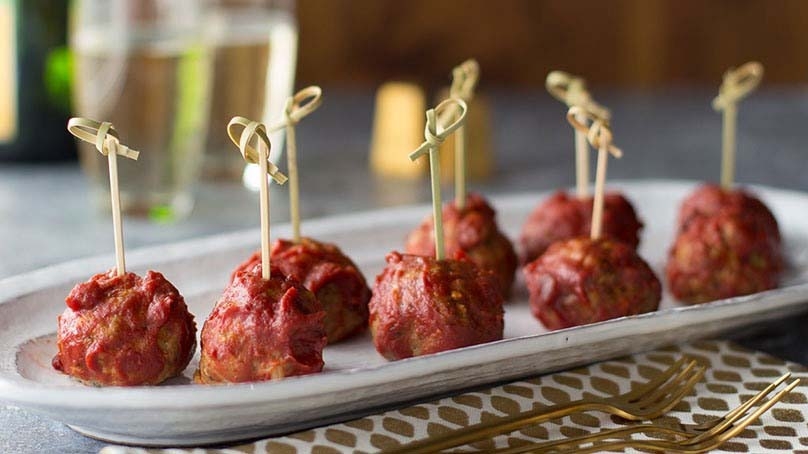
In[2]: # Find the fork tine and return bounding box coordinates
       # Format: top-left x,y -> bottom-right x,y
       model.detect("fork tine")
500,372 -> 783,454
648,378 -> 801,454
689,378 -> 802,450
641,364 -> 706,418
623,357 -> 689,401
516,378 -> 800,454
683,372 -> 792,445
711,372 -> 791,424
634,360 -> 699,405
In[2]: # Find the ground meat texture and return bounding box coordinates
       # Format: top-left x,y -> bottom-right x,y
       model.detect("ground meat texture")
666,209 -> 782,304
53,270 -> 196,386
232,238 -> 370,343
197,265 -> 326,383
523,237 -> 661,330
666,184 -> 782,304
677,184 -> 781,244
519,191 -> 643,264
369,252 -> 504,360
404,193 -> 517,297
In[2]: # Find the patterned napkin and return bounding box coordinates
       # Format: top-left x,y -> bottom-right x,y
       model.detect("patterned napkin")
102,340 -> 808,454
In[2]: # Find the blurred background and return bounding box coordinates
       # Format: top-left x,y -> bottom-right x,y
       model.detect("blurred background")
2,0 -> 808,277
5,0 -> 808,162
295,0 -> 808,89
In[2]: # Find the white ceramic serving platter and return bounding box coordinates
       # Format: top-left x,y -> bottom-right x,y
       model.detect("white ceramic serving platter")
1,180 -> 808,446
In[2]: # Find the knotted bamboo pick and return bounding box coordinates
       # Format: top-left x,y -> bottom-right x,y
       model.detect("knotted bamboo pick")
442,59 -> 479,209
68,118 -> 140,277
566,106 -> 622,240
546,71 -> 611,199
409,99 -> 468,260
267,86 -> 323,243
227,117 -> 288,280
712,61 -> 763,189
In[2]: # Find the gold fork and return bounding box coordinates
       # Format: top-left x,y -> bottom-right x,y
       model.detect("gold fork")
386,357 -> 705,454
504,375 -> 799,454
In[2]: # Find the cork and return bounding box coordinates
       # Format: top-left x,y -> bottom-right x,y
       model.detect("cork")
369,82 -> 427,179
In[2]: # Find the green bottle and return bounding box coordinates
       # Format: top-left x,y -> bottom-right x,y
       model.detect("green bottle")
0,0 -> 75,161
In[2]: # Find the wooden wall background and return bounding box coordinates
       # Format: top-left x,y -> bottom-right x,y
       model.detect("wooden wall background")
295,0 -> 808,89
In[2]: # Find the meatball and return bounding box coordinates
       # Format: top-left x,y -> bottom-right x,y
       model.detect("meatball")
519,191 -> 643,264
523,237 -> 661,330
369,252 -> 504,360
53,270 -> 196,386
404,193 -> 517,297
677,184 -> 781,243
197,264 -> 326,384
666,204 -> 782,304
233,238 -> 370,343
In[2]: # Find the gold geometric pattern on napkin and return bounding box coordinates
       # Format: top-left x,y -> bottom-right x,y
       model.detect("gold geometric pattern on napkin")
103,340 -> 808,454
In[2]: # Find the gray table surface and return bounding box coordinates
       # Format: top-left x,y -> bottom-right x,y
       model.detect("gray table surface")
2,88 -> 808,453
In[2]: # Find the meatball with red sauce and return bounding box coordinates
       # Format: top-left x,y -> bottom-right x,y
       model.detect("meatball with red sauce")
519,191 -> 643,264
53,270 -> 196,386
666,185 -> 783,304
232,238 -> 371,343
197,264 -> 326,383
405,193 -> 517,297
523,237 -> 661,330
369,252 -> 504,360
677,184 -> 780,243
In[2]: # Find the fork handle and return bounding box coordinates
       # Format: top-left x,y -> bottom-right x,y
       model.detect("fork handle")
383,399 -> 615,454
527,438 -> 689,454
493,424 -> 688,454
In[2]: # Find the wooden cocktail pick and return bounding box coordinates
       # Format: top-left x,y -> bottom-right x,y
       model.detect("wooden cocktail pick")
546,71 -> 611,199
566,106 -> 622,239
409,99 -> 468,260
67,118 -> 140,277
267,86 -> 323,243
437,90 -> 493,185
440,59 -> 479,209
227,117 -> 288,280
712,61 -> 763,189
